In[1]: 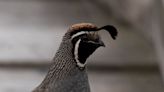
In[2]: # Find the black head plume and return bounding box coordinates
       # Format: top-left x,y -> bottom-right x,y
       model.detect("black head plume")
97,25 -> 118,40
69,23 -> 118,40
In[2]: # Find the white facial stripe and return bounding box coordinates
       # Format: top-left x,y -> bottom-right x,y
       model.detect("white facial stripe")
73,31 -> 97,68
88,41 -> 97,44
71,31 -> 88,39
74,39 -> 86,68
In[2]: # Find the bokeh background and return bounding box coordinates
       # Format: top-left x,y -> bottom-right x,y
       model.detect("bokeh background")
0,0 -> 164,92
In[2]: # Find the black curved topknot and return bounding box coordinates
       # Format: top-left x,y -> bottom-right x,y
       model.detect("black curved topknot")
98,25 -> 118,40
68,23 -> 118,40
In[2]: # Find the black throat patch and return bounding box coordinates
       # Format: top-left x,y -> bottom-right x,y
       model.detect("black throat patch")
72,36 -> 100,69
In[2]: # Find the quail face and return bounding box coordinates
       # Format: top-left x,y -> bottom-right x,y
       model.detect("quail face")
69,23 -> 117,69
72,31 -> 105,68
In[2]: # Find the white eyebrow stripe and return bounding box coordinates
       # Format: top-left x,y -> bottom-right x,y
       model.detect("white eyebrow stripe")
71,31 -> 88,39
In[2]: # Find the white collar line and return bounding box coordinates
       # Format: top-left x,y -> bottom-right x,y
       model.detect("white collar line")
74,39 -> 86,68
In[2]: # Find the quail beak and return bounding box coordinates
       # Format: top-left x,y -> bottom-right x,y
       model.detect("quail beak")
98,40 -> 105,47
88,31 -> 105,47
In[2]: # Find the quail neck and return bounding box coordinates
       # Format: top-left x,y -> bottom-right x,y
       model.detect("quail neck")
33,33 -> 93,92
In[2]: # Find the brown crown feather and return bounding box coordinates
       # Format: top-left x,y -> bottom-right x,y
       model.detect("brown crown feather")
68,23 -> 98,33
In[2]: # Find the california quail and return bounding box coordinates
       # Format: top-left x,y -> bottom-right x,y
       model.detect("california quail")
33,23 -> 118,92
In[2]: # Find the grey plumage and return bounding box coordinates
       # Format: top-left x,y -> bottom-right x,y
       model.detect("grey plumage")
33,23 -> 117,92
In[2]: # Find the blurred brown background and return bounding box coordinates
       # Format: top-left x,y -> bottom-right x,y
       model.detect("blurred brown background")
0,0 -> 164,92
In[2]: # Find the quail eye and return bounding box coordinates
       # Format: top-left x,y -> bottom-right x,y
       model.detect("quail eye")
81,35 -> 89,41
82,37 -> 88,41
94,38 -> 100,42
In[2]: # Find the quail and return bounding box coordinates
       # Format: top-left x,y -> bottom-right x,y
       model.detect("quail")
33,23 -> 118,92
